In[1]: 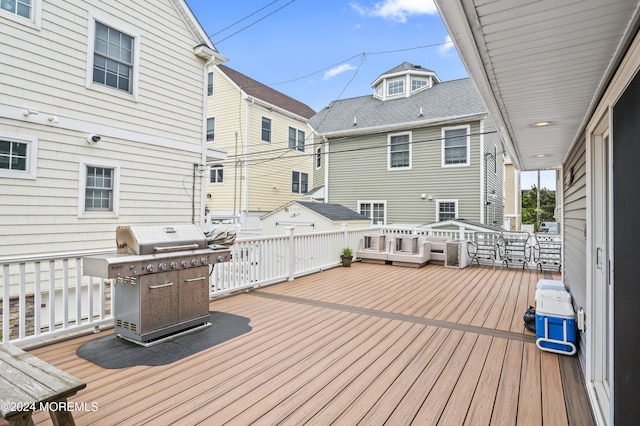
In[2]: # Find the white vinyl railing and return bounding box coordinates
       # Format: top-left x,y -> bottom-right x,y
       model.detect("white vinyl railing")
1,223 -> 481,347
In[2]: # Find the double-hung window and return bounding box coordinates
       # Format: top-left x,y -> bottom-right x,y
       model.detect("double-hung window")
1,0 -> 40,26
442,125 -> 470,166
437,200 -> 457,221
261,117 -> 272,143
0,133 -> 37,179
291,171 -> 308,194
92,21 -> 135,93
79,160 -> 120,217
210,164 -> 223,183
288,127 -> 305,152
388,132 -> 411,169
207,117 -> 215,141
207,72 -> 214,96
358,201 -> 386,225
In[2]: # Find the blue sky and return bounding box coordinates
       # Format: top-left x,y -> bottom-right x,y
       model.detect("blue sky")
185,0 -> 466,112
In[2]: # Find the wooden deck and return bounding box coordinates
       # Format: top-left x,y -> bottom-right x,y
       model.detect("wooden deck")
11,263 -> 593,425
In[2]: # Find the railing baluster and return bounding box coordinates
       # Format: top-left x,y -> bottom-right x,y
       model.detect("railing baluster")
34,262 -> 41,336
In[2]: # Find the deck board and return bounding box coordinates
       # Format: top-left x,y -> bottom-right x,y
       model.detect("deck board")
2,263 -> 594,426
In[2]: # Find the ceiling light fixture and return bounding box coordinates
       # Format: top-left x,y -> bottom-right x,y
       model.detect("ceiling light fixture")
533,121 -> 552,127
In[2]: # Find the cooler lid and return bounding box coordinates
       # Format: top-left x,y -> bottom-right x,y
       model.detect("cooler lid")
536,298 -> 575,318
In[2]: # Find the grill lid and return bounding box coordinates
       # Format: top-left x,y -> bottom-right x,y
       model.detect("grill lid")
116,224 -> 207,255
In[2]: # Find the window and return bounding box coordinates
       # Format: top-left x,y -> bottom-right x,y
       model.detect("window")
0,133 -> 37,179
437,200 -> 457,221
411,79 -> 427,91
261,117 -> 271,143
1,140 -> 27,171
207,71 -> 214,96
388,80 -> 404,96
85,167 -> 113,211
209,164 -> 223,183
1,0 -> 31,19
207,117 -> 215,141
388,132 -> 411,169
289,127 -> 305,152
316,146 -> 322,169
291,171 -> 308,194
92,21 -> 134,93
359,201 -> 386,225
442,126 -> 470,166
79,160 -> 119,217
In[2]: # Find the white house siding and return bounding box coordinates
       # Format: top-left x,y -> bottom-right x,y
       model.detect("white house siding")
1,0 -> 214,258
481,119 -> 505,226
327,121 -> 489,224
562,137 -> 588,366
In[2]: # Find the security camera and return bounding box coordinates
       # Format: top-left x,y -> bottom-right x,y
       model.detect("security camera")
86,134 -> 101,144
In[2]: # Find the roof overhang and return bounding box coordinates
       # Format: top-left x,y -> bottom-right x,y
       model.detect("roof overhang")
435,0 -> 640,171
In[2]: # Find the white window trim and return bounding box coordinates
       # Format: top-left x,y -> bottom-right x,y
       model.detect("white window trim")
86,11 -> 140,100
207,71 -> 214,97
441,125 -> 471,168
436,199 -> 458,222
206,116 -> 215,141
387,78 -> 405,97
291,170 -> 308,194
0,131 -> 38,180
315,146 -> 322,169
209,164 -> 223,184
357,200 -> 387,225
261,116 -> 272,143
78,159 -> 120,218
387,131 -> 412,170
0,0 -> 42,29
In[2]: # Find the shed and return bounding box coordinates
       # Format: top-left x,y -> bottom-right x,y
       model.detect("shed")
260,201 -> 371,235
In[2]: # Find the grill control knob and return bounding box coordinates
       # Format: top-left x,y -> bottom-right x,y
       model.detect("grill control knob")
201,257 -> 208,265
181,260 -> 188,268
191,259 -> 198,266
146,264 -> 154,273
170,261 -> 178,269
158,263 -> 167,271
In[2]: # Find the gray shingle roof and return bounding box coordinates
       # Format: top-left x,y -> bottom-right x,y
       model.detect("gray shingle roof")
377,62 -> 436,78
309,78 -> 486,135
297,202 -> 369,221
218,65 -> 316,119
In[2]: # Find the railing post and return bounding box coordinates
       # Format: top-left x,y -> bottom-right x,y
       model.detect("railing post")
460,226 -> 466,241
287,227 -> 295,281
341,223 -> 349,251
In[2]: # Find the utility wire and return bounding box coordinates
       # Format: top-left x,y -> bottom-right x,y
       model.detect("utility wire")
214,0 -> 297,44
209,0 -> 281,37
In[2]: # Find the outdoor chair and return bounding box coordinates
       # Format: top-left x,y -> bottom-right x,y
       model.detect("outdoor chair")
532,232 -> 562,273
467,231 -> 501,268
498,230 -> 532,269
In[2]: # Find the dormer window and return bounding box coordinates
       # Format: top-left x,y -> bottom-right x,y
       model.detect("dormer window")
388,80 -> 404,96
411,79 -> 428,92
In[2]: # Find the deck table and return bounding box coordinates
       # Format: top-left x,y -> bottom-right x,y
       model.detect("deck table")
0,343 -> 86,426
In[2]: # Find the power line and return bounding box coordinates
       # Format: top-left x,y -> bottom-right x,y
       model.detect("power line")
209,0 -> 281,37
213,0 -> 297,44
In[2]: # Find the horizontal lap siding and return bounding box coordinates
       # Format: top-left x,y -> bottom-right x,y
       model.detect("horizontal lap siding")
562,137 -> 587,365
328,122 -> 483,224
1,0 -> 208,257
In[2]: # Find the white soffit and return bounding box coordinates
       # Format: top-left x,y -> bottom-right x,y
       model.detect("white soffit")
436,0 -> 640,171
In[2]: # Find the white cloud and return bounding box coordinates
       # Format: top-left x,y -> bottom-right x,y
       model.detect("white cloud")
323,64 -> 356,80
350,0 -> 438,23
438,35 -> 454,54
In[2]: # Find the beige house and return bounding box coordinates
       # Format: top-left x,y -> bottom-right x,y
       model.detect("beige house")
205,65 -> 315,229
503,159 -> 521,231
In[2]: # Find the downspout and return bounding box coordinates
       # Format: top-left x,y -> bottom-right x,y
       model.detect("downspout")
198,60 -> 212,227
243,96 -> 254,226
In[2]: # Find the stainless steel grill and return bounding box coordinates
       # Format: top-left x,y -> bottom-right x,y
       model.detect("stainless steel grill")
83,225 -> 231,346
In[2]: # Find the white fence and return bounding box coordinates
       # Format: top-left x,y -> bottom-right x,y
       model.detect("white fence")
0,224 -> 484,347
